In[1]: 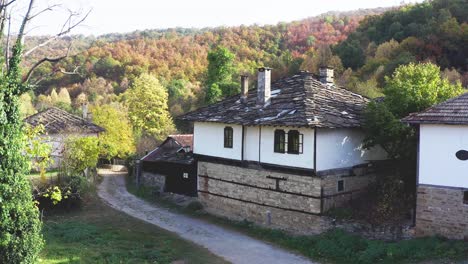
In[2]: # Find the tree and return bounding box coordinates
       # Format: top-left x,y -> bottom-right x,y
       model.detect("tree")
205,46 -> 238,103
57,88 -> 72,106
50,88 -> 59,104
62,137 -> 100,176
125,73 -> 175,141
0,1 -> 89,262
91,104 -> 135,160
363,62 -> 464,159
19,93 -> 36,118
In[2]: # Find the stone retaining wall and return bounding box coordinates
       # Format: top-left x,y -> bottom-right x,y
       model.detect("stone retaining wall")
141,171 -> 166,193
416,185 -> 468,240
198,161 -> 330,234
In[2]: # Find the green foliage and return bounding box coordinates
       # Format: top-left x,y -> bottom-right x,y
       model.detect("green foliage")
0,42 -> 43,262
364,63 -> 463,159
91,104 -> 135,159
23,124 -> 54,181
336,0 -> 468,79
63,137 -> 100,175
383,62 -> 464,117
19,92 -> 36,118
125,73 -> 175,140
205,46 -> 239,103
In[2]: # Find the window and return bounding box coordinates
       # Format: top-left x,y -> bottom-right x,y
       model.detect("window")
183,172 -> 189,179
456,150 -> 468,161
464,191 -> 468,205
274,130 -> 286,153
224,126 -> 233,148
338,180 -> 345,192
287,130 -> 303,154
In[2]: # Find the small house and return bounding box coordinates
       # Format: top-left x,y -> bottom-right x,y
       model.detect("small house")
24,107 -> 105,169
179,67 -> 387,234
141,135 -> 197,197
403,93 -> 468,240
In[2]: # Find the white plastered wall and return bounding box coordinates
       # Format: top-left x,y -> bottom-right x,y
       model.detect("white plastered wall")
316,128 -> 387,171
193,122 -> 242,160
419,124 -> 468,188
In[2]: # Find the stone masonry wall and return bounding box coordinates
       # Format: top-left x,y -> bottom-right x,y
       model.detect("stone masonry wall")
322,171 -> 376,212
198,161 -> 332,234
141,171 -> 166,193
416,185 -> 468,240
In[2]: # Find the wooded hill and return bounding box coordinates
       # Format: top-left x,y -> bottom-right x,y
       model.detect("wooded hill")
20,0 -> 467,127
21,7 -> 388,118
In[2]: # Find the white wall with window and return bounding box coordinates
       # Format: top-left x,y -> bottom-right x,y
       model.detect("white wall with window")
259,126 -> 315,169
193,122 -> 242,160
316,128 -> 386,171
419,124 -> 468,188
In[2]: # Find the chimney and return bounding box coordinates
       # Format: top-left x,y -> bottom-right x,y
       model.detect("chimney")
319,66 -> 334,84
82,103 -> 88,120
257,67 -> 271,105
240,75 -> 249,103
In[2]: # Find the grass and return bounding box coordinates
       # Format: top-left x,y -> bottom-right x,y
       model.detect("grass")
127,179 -> 468,264
39,193 -> 228,264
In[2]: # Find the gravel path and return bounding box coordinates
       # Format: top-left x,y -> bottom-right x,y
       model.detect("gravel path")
97,171 -> 315,264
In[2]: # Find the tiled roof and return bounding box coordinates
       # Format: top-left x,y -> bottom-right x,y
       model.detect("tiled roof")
402,92 -> 468,125
178,72 -> 369,128
141,135 -> 194,164
24,107 -> 105,134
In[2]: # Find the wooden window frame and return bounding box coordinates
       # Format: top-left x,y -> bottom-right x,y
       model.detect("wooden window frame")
337,180 -> 345,192
224,126 -> 233,148
287,130 -> 303,154
274,129 -> 286,153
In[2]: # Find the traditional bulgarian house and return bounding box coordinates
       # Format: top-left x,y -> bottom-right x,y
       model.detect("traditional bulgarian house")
24,107 -> 105,169
402,93 -> 468,240
141,135 -> 197,197
179,67 -> 387,234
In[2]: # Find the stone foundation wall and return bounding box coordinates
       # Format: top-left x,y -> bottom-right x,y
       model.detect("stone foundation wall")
322,172 -> 375,212
416,185 -> 468,240
200,192 -> 332,234
198,161 -> 331,234
141,171 -> 166,193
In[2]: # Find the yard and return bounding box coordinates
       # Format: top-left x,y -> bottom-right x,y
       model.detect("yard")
127,180 -> 468,264
38,193 -> 227,264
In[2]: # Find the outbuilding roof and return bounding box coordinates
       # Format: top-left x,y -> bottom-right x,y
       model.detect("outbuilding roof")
178,71 -> 369,128
402,92 -> 468,125
24,107 -> 105,134
141,134 -> 194,164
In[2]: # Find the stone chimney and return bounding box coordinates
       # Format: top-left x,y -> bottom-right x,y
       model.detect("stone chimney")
240,75 -> 249,103
257,67 -> 271,105
82,103 -> 88,120
319,66 -> 334,84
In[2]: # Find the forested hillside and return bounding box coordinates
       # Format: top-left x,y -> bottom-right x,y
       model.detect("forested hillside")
21,7 -> 387,119
334,0 -> 467,95
19,0 -> 468,153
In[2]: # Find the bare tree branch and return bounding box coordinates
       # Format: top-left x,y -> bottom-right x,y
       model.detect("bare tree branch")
16,0 -> 35,46
23,49 -> 70,83
0,0 -> 16,9
23,8 -> 91,57
27,3 -> 60,21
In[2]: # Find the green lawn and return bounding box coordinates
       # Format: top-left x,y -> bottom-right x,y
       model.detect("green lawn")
127,179 -> 468,264
39,194 -> 227,264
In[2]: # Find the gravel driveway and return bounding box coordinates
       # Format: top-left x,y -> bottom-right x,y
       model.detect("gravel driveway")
97,170 -> 315,264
